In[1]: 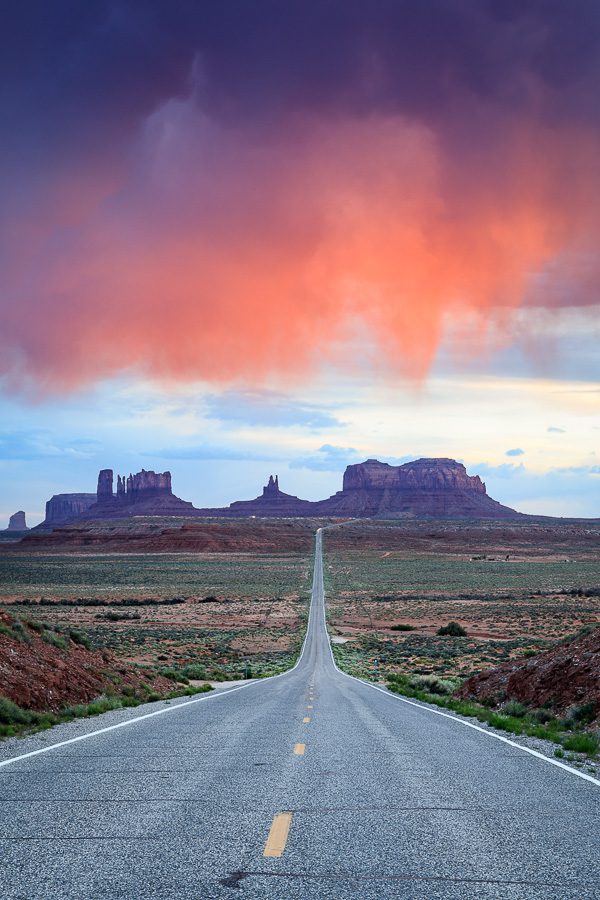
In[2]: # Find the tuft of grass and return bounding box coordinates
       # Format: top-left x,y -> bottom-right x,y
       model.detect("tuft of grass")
0,680 -> 214,740
384,674 -> 598,759
561,733 -> 599,755
561,702 -> 597,729
67,629 -> 92,649
0,620 -> 32,644
408,673 -> 460,696
40,630 -> 68,650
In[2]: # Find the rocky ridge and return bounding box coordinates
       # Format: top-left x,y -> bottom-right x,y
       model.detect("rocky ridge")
457,627 -> 600,725
0,612 -> 172,713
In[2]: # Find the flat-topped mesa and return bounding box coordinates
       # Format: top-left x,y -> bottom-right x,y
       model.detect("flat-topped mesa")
315,457 -> 516,519
43,493 -> 97,526
342,458 -> 486,494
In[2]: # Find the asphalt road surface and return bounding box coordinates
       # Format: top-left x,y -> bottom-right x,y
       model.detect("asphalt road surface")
1,528 -> 599,899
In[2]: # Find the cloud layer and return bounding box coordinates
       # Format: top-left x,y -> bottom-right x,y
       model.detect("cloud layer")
2,2 -> 600,392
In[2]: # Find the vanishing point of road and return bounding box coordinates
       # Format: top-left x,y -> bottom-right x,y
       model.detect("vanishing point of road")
1,528 -> 599,899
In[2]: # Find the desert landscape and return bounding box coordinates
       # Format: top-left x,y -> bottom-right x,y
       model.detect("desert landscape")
0,521 -> 314,715
324,518 -> 600,681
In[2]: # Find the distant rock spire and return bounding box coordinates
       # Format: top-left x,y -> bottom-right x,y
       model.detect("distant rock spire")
97,469 -> 113,501
263,474 -> 280,498
7,511 -> 28,531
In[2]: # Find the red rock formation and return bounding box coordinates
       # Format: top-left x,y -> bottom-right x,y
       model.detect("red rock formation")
7,511 -> 28,531
37,458 -> 520,526
456,627 -> 600,724
313,458 -> 516,519
96,469 -> 114,500
43,493 -> 97,525
224,475 -> 314,517
81,468 -> 195,519
0,611 -> 173,713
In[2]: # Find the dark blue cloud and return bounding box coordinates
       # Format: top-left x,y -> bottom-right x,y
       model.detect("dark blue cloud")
3,0 -> 600,169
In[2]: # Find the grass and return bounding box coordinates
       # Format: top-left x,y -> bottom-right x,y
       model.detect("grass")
0,549 -> 312,681
0,552 -> 310,600
382,672 -> 598,760
0,683 -> 214,740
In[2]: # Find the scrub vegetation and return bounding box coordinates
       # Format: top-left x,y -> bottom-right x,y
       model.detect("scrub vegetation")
325,520 -> 600,762
0,549 -> 312,684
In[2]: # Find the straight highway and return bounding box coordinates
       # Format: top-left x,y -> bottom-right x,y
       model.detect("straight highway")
0,528 -> 599,898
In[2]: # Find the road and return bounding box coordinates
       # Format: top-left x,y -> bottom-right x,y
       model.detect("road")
1,527 -> 599,899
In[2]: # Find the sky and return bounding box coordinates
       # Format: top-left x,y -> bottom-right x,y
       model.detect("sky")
0,0 -> 599,524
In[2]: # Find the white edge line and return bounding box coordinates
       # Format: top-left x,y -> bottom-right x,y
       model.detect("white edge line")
0,541 -> 320,771
319,527 -> 600,789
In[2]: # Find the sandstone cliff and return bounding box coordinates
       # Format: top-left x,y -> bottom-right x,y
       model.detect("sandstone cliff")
82,468 -> 195,519
313,458 -> 518,519
44,493 -> 97,525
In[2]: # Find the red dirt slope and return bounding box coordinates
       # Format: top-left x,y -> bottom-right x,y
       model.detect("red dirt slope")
0,612 -> 172,711
456,627 -> 600,724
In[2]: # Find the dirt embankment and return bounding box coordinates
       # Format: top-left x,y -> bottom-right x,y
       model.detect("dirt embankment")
457,626 -> 600,724
0,612 -> 172,711
13,519 -> 317,553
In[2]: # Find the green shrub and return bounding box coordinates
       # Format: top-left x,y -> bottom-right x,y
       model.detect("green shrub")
158,667 -> 188,683
180,663 -> 207,680
0,696 -> 34,725
409,674 -> 458,695
437,622 -> 467,637
502,700 -> 527,718
531,708 -> 554,724
563,702 -> 597,728
390,623 -> 416,631
0,620 -> 31,644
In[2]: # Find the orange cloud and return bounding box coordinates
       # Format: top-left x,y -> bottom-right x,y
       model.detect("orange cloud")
1,104 -> 599,393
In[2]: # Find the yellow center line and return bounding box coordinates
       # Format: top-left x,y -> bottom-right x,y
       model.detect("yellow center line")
263,812 -> 293,858
303,716 -> 310,723
294,743 -> 306,755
